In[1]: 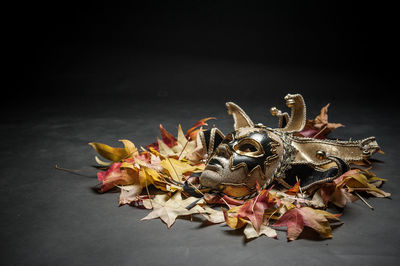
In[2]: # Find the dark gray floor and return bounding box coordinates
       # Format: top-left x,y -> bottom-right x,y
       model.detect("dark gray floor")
1,90 -> 399,265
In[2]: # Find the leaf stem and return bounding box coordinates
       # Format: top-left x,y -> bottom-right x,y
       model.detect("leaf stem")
355,191 -> 374,210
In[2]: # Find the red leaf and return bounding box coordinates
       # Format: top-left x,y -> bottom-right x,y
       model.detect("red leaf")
97,162 -> 121,182
203,193 -> 244,206
145,141 -> 159,151
273,207 -> 337,240
319,182 -> 336,205
237,190 -> 280,232
96,162 -> 139,193
159,124 -> 177,147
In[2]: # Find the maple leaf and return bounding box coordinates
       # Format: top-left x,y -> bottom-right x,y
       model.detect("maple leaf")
222,207 -> 247,229
97,162 -> 139,193
204,193 -> 244,206
200,206 -> 225,224
159,124 -> 177,147
146,118 -> 214,151
297,103 -> 344,139
273,207 -> 340,241
141,191 -> 210,228
231,190 -> 280,232
161,158 -> 204,182
118,184 -> 143,205
155,125 -> 205,163
314,182 -> 356,208
334,169 -> 390,198
243,222 -> 277,240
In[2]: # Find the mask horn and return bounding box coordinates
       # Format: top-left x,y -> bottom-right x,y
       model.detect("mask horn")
226,102 -> 255,130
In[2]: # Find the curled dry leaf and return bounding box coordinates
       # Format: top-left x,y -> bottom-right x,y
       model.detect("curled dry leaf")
201,206 -> 225,224
297,103 -> 344,139
224,190 -> 280,233
89,139 -> 138,162
244,222 -> 277,240
118,184 -> 143,205
273,207 -> 340,241
97,162 -> 139,193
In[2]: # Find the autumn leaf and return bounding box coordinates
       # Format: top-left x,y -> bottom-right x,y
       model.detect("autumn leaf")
285,180 -> 300,196
297,103 -> 344,139
200,206 -> 225,224
204,193 -> 244,206
185,117 -> 215,140
243,222 -> 277,240
159,124 -> 177,147
155,125 -> 205,163
335,169 -> 390,198
89,139 -> 138,162
310,168 -> 388,209
222,207 -> 247,229
232,190 -> 280,232
315,182 -> 357,208
273,207 -> 340,241
141,191 -> 210,228
89,143 -> 128,162
118,184 -> 143,205
97,162 -> 139,193
161,158 -> 204,182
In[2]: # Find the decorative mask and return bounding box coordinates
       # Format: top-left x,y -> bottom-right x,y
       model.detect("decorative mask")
199,94 -> 380,199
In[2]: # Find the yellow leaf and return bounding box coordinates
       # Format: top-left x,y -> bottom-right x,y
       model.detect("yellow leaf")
119,139 -> 138,157
222,208 -> 247,229
158,138 -> 176,157
340,170 -> 390,197
161,158 -> 204,182
89,142 -> 128,162
120,162 -> 136,169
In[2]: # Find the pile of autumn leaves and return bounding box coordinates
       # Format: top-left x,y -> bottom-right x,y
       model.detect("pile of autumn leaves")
89,106 -> 389,241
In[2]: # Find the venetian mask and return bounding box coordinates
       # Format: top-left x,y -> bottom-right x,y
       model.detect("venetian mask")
198,94 -> 380,199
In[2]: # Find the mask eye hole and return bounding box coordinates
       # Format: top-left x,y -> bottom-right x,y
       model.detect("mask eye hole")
233,139 -> 264,157
222,133 -> 234,143
238,143 -> 257,152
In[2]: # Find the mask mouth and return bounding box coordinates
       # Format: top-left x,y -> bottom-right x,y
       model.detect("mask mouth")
200,157 -> 228,188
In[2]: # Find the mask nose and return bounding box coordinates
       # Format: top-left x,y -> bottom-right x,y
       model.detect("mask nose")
215,144 -> 231,159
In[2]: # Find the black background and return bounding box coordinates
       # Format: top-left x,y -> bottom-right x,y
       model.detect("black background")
2,1 -> 399,265
7,1 -> 396,102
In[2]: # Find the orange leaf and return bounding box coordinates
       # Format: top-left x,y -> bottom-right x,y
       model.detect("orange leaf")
285,180 -> 300,196
185,117 -> 215,139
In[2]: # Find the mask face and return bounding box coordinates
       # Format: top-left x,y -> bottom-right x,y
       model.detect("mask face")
200,127 -> 283,198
